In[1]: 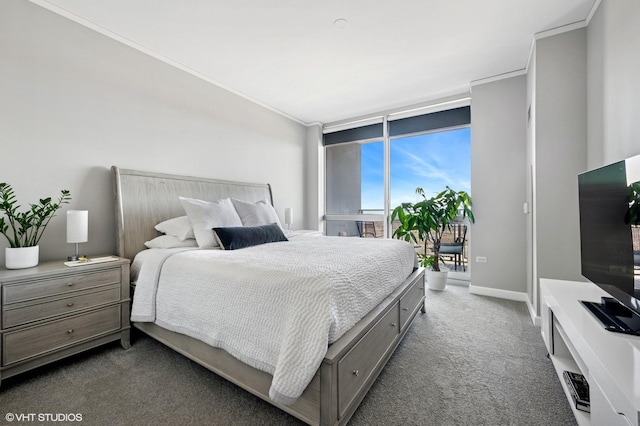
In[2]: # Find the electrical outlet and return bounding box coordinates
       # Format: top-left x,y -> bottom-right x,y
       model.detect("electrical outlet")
476,256 -> 487,263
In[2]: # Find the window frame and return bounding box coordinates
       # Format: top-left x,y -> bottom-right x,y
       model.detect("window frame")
323,103 -> 471,239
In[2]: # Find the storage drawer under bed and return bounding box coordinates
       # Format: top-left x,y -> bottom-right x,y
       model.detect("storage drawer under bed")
337,302 -> 400,417
399,276 -> 424,330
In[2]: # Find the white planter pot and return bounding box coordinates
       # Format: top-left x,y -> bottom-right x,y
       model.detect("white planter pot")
5,246 -> 39,269
426,268 -> 448,291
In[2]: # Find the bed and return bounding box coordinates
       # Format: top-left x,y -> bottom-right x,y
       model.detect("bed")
112,166 -> 425,426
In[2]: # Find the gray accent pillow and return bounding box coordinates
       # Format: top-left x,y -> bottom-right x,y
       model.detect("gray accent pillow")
231,198 -> 283,230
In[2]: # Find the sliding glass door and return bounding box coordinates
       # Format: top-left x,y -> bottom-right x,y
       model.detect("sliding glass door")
325,139 -> 384,237
323,105 -> 471,276
390,128 -> 471,275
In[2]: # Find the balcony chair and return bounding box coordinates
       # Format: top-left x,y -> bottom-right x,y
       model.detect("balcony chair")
439,223 -> 467,271
356,220 -> 378,238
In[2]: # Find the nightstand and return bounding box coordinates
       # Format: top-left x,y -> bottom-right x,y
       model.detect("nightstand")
0,257 -> 130,387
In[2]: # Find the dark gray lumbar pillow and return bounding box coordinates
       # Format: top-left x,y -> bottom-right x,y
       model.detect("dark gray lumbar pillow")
213,223 -> 288,250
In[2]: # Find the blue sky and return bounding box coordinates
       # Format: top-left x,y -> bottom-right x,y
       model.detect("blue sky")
361,127 -> 471,210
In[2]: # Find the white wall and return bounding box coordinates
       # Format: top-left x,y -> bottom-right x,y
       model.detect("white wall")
588,0 -> 640,166
0,0 -> 307,264
470,75 -> 528,294
526,45 -> 537,309
586,6 -> 605,169
305,124 -> 323,231
526,0 -> 640,317
472,1 -> 640,314
533,28 -> 588,296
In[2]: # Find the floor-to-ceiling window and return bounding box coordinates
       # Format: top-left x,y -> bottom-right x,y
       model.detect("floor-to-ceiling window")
324,104 -> 471,276
325,121 -> 385,237
390,127 -> 471,274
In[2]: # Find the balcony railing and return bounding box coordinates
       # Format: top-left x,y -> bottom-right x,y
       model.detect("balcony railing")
325,211 -> 469,271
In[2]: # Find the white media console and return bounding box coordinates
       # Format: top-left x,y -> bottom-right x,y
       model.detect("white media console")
541,278 -> 640,426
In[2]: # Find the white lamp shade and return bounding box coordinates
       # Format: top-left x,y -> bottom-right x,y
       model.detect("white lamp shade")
67,210 -> 88,243
284,207 -> 293,225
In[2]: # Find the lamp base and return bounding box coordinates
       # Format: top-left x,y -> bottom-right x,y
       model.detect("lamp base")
67,254 -> 87,261
67,242 -> 87,262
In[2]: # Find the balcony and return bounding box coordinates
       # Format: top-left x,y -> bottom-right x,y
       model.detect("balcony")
325,211 -> 470,272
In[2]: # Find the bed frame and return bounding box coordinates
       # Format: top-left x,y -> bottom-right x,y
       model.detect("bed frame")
112,166 -> 425,426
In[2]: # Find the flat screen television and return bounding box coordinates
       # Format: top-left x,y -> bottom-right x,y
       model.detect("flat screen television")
578,153 -> 640,335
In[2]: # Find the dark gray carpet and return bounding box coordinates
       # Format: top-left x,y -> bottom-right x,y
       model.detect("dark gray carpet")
0,284 -> 576,426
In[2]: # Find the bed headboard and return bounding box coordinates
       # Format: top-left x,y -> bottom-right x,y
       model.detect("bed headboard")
112,166 -> 273,261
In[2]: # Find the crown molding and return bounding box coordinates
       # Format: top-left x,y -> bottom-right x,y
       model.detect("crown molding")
470,69 -> 527,87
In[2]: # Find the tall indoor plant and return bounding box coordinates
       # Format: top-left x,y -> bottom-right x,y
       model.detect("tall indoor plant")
0,182 -> 71,269
626,181 -> 640,225
392,186 -> 474,290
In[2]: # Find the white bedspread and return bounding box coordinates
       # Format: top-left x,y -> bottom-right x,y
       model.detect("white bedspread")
131,235 -> 417,405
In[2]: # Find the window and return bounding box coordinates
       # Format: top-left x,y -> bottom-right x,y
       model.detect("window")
326,139 -> 384,237
390,128 -> 471,209
390,128 -> 471,272
323,104 -> 471,271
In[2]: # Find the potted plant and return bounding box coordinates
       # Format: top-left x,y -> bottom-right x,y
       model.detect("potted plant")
0,183 -> 71,269
391,186 -> 474,290
626,181 -> 640,225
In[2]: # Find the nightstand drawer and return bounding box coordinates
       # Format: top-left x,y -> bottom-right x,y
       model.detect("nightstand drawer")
2,269 -> 121,304
3,286 -> 121,328
2,305 -> 121,365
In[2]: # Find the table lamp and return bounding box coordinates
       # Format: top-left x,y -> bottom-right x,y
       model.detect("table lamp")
67,210 -> 88,261
285,207 -> 293,230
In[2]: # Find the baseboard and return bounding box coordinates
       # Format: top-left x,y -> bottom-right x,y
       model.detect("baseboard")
447,278 -> 469,287
468,284 -> 529,302
469,284 -> 541,326
526,299 -> 541,327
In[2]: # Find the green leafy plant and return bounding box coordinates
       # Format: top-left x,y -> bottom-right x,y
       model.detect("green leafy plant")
625,181 -> 640,225
391,186 -> 474,271
0,183 -> 71,248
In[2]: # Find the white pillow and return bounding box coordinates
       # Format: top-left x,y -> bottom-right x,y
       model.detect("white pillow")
180,196 -> 243,247
144,235 -> 199,249
231,198 -> 283,229
154,215 -> 194,241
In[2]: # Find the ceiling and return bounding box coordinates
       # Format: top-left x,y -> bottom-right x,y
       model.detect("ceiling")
31,0 -> 597,125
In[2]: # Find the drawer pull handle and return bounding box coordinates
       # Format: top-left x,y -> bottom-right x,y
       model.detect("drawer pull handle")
67,283 -> 74,287
391,323 -> 397,327
402,307 -> 409,311
67,329 -> 74,334
353,370 -> 359,377
67,302 -> 74,307
419,287 -> 424,290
